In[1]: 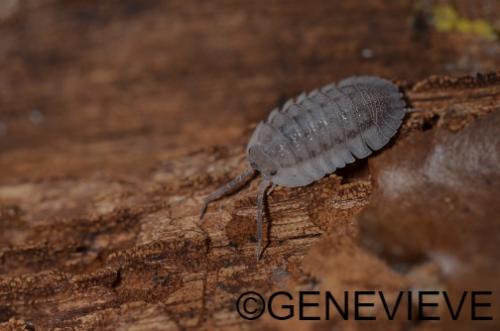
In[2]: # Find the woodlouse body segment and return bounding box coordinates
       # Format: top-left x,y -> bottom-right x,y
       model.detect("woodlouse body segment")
248,76 -> 406,187
201,76 -> 406,261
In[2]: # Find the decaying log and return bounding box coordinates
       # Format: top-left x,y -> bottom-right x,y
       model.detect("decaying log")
0,1 -> 499,330
1,71 -> 499,330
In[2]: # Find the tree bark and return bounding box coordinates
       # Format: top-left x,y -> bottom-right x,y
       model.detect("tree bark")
0,1 -> 499,330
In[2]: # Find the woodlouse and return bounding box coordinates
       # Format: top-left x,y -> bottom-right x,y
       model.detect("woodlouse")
200,76 -> 407,260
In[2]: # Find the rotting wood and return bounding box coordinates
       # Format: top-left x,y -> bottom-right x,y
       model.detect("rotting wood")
0,72 -> 499,330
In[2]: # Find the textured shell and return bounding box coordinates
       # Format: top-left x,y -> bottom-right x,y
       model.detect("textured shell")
247,76 -> 406,187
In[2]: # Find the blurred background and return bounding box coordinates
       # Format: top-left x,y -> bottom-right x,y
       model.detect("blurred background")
0,0 -> 498,164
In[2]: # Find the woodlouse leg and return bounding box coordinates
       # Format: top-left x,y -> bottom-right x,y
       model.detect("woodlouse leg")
405,108 -> 422,113
256,179 -> 271,262
266,183 -> 277,196
199,166 -> 256,222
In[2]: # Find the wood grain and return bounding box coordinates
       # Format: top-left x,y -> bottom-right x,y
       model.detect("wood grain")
0,1 -> 499,330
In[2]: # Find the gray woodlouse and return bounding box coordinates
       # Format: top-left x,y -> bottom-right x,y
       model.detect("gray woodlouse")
200,76 -> 407,261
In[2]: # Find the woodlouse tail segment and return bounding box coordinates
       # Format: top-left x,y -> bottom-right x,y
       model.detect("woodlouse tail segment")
199,166 -> 257,223
256,179 -> 271,262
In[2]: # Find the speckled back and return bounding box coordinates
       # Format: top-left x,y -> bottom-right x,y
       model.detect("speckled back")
247,76 -> 406,187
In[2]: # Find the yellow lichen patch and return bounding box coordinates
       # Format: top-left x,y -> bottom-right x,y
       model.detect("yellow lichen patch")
433,4 -> 497,40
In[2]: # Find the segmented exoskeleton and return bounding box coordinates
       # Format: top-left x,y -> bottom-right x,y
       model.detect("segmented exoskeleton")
200,76 -> 407,261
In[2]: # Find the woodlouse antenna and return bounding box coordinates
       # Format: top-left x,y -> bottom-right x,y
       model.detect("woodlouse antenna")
199,166 -> 256,222
256,179 -> 271,262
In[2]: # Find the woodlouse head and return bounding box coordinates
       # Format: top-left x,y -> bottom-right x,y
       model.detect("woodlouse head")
247,146 -> 278,179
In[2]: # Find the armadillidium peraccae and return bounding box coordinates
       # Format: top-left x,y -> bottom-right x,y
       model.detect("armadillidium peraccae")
200,76 -> 407,260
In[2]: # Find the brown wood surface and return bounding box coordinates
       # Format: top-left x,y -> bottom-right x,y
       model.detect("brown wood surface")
0,1 -> 499,330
